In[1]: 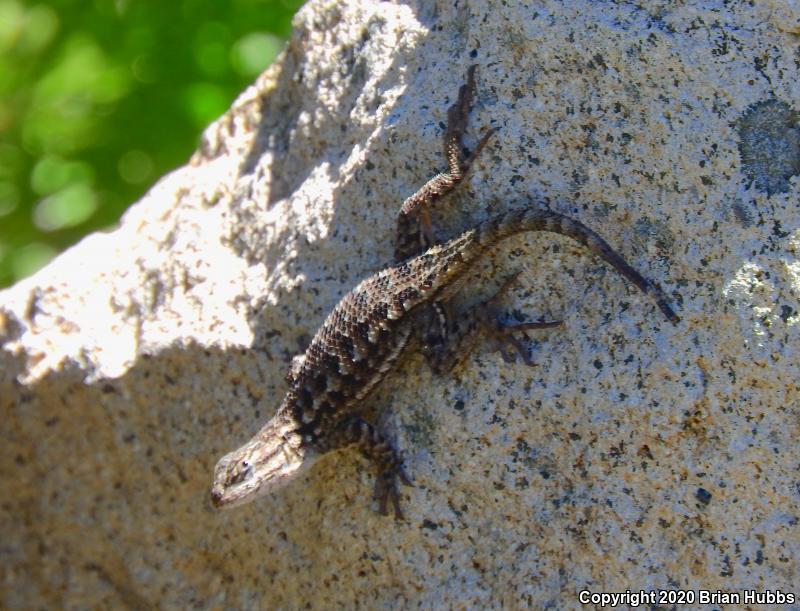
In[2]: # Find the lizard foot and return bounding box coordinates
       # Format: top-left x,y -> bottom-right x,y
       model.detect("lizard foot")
337,415 -> 413,519
374,461 -> 413,520
487,319 -> 562,366
485,271 -> 561,366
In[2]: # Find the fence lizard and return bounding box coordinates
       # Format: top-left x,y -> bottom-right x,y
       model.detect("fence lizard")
211,66 -> 678,518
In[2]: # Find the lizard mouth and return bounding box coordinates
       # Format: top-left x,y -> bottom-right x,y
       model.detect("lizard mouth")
210,415 -> 309,509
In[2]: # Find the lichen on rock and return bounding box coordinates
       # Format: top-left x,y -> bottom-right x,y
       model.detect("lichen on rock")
737,99 -> 800,195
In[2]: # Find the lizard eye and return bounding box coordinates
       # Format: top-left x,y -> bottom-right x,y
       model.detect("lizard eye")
229,460 -> 252,485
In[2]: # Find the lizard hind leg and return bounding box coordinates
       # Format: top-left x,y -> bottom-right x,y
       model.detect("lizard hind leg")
427,271 -> 562,373
394,65 -> 497,262
445,65 -> 498,177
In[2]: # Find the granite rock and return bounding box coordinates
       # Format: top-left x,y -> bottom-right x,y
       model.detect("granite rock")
1,0 -> 799,607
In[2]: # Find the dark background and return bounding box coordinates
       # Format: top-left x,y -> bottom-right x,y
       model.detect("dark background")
0,0 -> 304,287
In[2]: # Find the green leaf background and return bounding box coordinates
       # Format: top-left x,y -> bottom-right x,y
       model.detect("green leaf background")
0,0 -> 302,287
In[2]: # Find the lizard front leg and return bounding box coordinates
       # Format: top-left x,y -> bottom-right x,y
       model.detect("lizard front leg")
333,416 -> 412,519
395,65 -> 496,262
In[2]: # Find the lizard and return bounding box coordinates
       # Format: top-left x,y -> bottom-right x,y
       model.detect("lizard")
210,65 -> 678,518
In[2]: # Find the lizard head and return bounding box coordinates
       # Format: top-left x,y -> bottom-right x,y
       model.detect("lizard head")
210,411 -> 311,509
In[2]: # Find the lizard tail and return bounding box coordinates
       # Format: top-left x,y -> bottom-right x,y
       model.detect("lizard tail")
472,207 -> 679,324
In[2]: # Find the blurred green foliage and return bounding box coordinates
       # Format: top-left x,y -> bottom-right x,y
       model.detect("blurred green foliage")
0,0 -> 302,287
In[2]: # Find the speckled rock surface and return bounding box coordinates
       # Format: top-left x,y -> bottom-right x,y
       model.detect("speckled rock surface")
2,1 -> 799,608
